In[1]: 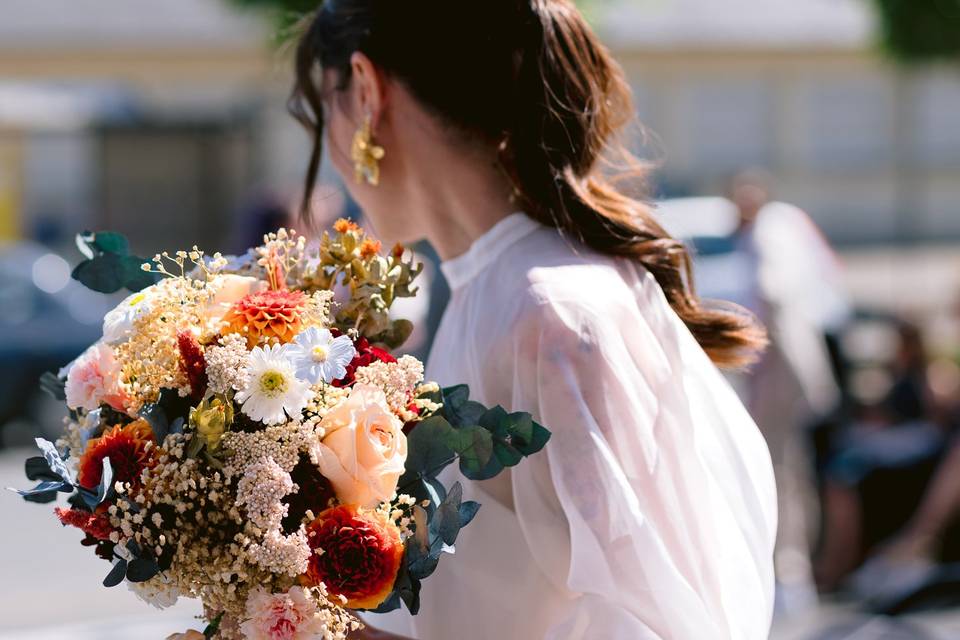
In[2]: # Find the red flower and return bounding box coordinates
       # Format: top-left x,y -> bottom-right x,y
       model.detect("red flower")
177,330 -> 207,399
55,506 -> 114,540
77,420 -> 156,490
302,504 -> 404,610
331,333 -> 396,388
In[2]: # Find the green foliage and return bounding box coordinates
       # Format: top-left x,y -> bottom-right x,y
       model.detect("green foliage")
371,385 -> 551,615
72,231 -> 161,294
871,0 -> 960,62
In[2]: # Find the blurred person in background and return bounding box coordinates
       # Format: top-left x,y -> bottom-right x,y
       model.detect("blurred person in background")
815,320 -> 947,595
724,169 -> 851,616
817,298 -> 960,602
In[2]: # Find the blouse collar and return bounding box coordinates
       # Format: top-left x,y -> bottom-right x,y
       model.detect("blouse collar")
440,212 -> 542,290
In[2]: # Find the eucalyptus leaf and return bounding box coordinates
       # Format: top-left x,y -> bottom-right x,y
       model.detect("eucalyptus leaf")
432,482 -> 465,546
103,559 -> 128,587
394,561 -> 422,615
91,231 -> 130,256
10,479 -> 72,503
79,458 -> 114,509
441,385 -> 485,427
443,425 -> 494,476
203,613 -> 224,639
71,231 -> 159,294
126,557 -> 161,583
38,372 -> 67,401
34,438 -> 72,484
25,456 -> 62,482
72,254 -> 127,293
403,416 -> 456,477
459,500 -> 480,529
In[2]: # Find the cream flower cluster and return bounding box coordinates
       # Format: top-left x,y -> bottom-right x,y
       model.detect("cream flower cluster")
204,333 -> 251,395
354,355 -> 425,419
237,457 -> 311,577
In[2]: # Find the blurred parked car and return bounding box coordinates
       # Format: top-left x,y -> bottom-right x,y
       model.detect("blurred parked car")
0,241 -> 116,446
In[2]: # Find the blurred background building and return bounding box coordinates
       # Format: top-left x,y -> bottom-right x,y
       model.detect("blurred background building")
1,1 -> 959,638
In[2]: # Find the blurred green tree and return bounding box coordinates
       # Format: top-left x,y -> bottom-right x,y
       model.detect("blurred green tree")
871,0 -> 960,61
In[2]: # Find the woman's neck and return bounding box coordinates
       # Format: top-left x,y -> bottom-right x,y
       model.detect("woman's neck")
403,134 -> 517,261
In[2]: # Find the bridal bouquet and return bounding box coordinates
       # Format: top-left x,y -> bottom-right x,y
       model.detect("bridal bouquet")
10,221 -> 550,639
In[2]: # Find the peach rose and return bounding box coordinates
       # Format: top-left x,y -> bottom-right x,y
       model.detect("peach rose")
313,384 -> 407,508
204,274 -> 267,328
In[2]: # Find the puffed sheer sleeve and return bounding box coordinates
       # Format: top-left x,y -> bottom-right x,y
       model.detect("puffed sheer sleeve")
502,267 -> 777,640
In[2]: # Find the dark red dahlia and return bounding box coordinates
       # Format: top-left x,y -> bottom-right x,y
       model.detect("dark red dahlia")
302,505 -> 404,610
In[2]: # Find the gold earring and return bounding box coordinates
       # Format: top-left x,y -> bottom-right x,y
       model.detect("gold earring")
351,114 -> 385,186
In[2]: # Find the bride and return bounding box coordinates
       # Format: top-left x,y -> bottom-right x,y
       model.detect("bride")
289,1 -> 777,638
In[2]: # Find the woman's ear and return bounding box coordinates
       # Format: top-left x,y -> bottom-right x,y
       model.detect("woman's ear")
349,52 -> 387,132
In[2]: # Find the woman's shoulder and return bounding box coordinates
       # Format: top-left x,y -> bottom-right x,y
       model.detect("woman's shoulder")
489,227 -> 664,342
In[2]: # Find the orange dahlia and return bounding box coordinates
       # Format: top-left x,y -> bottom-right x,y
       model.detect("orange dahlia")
302,504 -> 404,610
221,289 -> 307,348
77,419 -> 156,490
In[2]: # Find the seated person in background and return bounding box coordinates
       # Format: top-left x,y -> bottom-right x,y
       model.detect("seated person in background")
815,321 -> 947,593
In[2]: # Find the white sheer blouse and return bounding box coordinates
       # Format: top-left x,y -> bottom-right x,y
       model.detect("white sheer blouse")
374,213 -> 777,639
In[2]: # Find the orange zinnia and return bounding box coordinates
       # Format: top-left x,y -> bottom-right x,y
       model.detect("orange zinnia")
77,419 -> 156,490
221,289 -> 307,348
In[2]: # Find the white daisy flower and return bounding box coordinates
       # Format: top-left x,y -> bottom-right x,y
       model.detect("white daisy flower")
287,327 -> 356,384
102,288 -> 154,344
235,344 -> 311,425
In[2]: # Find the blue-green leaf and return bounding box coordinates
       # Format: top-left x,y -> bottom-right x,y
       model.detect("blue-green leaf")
72,254 -> 127,293
34,438 -> 72,483
459,500 -> 480,529
91,231 -> 130,256
25,456 -> 62,482
78,458 -> 114,509
103,559 -> 128,587
9,480 -> 71,503
126,557 -> 160,583
403,416 -> 456,477
39,372 -> 67,401
441,385 -> 485,427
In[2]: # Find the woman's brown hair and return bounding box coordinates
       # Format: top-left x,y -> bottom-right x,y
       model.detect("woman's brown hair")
290,0 -> 767,368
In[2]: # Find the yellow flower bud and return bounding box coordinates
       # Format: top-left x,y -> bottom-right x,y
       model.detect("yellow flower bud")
190,395 -> 233,451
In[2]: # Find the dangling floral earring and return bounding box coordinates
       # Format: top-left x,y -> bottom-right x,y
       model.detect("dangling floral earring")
351,113 -> 385,186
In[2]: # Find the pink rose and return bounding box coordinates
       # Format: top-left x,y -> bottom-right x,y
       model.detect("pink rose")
240,586 -> 326,640
64,342 -> 128,412
314,384 -> 408,508
204,274 -> 267,329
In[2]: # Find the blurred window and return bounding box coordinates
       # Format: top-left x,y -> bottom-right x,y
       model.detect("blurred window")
685,79 -> 774,173
798,77 -> 895,172
913,73 -> 960,169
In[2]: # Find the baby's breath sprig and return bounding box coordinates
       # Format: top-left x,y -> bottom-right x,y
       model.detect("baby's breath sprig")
257,228 -> 308,291
141,246 -> 228,282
